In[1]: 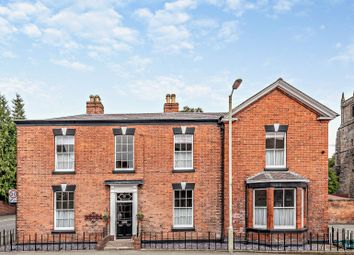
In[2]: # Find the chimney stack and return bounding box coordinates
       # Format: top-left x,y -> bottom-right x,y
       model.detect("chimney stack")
164,93 -> 179,113
86,95 -> 104,114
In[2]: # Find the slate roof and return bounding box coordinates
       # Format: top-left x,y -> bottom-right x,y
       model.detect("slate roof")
15,112 -> 225,125
246,171 -> 309,184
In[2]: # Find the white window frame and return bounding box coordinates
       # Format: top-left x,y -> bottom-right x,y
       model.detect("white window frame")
114,135 -> 134,171
55,135 -> 75,172
54,191 -> 75,231
265,132 -> 286,169
253,189 -> 267,229
173,189 -> 194,228
274,188 -> 296,230
173,134 -> 194,170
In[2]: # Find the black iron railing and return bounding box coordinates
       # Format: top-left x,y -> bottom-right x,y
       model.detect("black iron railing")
141,227 -> 354,251
0,228 -> 108,252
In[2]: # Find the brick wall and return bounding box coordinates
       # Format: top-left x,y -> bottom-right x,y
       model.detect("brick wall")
0,200 -> 16,216
224,88 -> 329,234
328,195 -> 354,224
16,123 -> 222,236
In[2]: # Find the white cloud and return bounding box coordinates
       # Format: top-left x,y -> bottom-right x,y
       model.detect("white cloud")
1,50 -> 16,58
330,43 -> 354,63
0,17 -> 17,36
0,76 -> 47,96
273,0 -> 298,12
22,23 -> 41,37
0,1 -> 138,55
51,59 -> 94,72
135,0 -> 196,53
218,21 -> 240,42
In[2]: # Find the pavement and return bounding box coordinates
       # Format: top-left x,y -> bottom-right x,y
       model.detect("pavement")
0,214 -> 15,233
5,251 -> 353,255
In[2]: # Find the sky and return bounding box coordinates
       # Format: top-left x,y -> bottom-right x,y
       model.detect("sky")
0,0 -> 354,156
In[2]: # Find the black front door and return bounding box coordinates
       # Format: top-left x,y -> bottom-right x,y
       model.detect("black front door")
116,194 -> 133,238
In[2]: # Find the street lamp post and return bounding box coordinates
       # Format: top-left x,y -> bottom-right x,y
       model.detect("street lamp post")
228,78 -> 242,253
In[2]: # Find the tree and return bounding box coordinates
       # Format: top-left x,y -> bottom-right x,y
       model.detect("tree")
0,94 -> 17,201
11,93 -> 25,119
328,155 -> 339,194
181,106 -> 203,112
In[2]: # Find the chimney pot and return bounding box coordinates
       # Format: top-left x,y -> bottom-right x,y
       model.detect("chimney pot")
164,93 -> 179,113
86,95 -> 104,114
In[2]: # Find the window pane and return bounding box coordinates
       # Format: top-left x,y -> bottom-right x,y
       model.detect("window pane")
255,190 -> 267,207
266,150 -> 275,166
284,190 -> 294,207
266,137 -> 275,149
275,135 -> 285,149
274,190 -> 283,207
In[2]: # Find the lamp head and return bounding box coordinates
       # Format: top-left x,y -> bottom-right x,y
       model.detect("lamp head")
232,79 -> 242,90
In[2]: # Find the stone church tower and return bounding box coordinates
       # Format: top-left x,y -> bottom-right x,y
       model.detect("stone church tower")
335,92 -> 354,197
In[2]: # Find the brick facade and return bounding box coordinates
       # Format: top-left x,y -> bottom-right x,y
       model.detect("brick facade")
16,123 -> 222,237
0,200 -> 16,216
16,79 -> 336,240
224,88 -> 330,234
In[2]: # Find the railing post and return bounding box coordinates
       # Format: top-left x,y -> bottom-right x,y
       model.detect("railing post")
10,230 -> 13,251
208,232 -> 210,250
59,233 -> 61,251
257,231 -> 260,250
309,232 -> 312,250
283,232 -> 286,251
35,233 -> 37,251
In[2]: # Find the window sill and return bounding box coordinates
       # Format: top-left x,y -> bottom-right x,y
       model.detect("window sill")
171,227 -> 195,232
112,170 -> 135,174
52,230 -> 76,234
247,227 -> 307,233
52,170 -> 76,175
264,167 -> 288,171
172,168 -> 195,173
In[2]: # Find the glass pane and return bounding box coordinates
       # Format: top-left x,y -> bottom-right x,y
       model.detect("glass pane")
175,144 -> 181,151
69,192 -> 74,200
266,150 -> 275,166
266,137 -> 275,149
57,145 -> 62,153
275,135 -> 285,149
187,190 -> 192,198
255,190 -> 267,207
284,190 -> 294,207
186,143 -> 192,151
274,190 -> 283,207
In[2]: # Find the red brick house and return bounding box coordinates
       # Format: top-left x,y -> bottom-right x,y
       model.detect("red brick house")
15,78 -> 338,241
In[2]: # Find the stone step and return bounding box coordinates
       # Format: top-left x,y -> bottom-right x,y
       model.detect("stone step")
104,239 -> 134,250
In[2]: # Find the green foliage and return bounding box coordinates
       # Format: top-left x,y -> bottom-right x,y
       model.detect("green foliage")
0,93 -> 25,201
328,155 -> 339,194
181,106 -> 203,112
11,93 -> 25,120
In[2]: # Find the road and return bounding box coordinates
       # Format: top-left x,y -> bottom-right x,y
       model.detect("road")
0,214 -> 15,233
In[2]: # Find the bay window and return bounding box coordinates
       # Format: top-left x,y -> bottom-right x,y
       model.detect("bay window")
254,189 -> 267,228
274,189 -> 296,229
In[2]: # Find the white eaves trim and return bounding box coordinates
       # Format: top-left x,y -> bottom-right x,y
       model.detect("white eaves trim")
246,179 -> 310,184
223,78 -> 339,121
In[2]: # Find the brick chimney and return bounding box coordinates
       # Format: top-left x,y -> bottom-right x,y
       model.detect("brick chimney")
86,95 -> 104,114
164,93 -> 179,113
